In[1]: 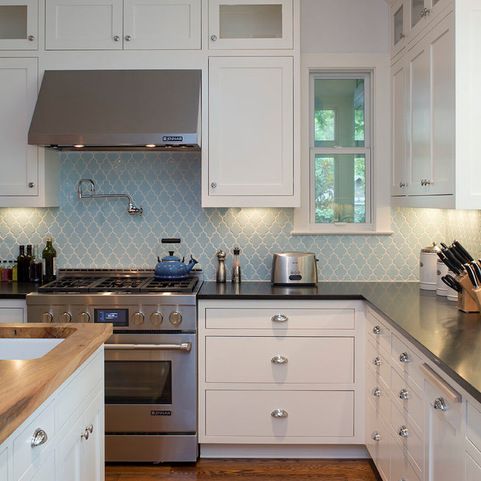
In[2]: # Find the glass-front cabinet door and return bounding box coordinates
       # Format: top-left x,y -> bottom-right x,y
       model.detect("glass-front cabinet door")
0,0 -> 37,49
410,0 -> 453,41
391,0 -> 406,57
209,0 -> 293,49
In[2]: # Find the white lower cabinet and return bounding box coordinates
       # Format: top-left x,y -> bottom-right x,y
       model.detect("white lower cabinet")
0,348 -> 104,481
199,300 -> 364,448
0,299 -> 26,323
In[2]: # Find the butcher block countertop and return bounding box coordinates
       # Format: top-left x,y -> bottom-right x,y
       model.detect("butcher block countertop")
0,323 -> 112,444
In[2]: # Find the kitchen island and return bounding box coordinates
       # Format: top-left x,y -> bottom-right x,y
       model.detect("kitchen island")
0,322 -> 111,481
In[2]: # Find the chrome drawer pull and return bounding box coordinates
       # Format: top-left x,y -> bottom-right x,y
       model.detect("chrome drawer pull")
371,432 -> 381,442
372,387 -> 381,398
271,355 -> 288,365
372,325 -> 381,335
105,343 -> 191,352
399,389 -> 409,400
81,428 -> 90,441
31,428 -> 48,448
373,356 -> 382,366
87,424 -> 94,434
398,426 -> 409,438
433,397 -> 448,412
271,409 -> 288,419
399,352 -> 410,363
271,314 -> 288,323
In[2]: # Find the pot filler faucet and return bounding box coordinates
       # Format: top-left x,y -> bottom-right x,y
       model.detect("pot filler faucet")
77,178 -> 143,216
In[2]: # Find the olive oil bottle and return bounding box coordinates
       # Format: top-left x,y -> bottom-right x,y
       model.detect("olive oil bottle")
42,237 -> 57,283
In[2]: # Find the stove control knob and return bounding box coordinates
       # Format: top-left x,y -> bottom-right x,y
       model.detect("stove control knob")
61,312 -> 72,323
150,312 -> 163,327
41,312 -> 54,323
133,312 -> 145,326
79,312 -> 91,323
169,311 -> 182,326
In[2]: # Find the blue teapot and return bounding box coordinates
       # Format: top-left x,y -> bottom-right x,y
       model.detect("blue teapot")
154,251 -> 198,280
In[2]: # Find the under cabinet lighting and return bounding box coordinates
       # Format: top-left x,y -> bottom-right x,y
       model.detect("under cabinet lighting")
145,144 -> 156,148
73,144 -> 85,148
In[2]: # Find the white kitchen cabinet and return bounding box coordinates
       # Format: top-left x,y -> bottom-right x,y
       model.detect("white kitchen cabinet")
0,349 -> 104,481
45,0 -> 201,50
422,363 -> 464,481
391,0 -> 407,59
408,0 -> 452,44
0,59 -> 59,207
207,56 -> 295,207
0,0 -> 38,50
0,299 -> 26,323
208,0 -> 293,50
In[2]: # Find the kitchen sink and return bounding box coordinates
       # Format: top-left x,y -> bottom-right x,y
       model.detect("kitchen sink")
0,338 -> 64,360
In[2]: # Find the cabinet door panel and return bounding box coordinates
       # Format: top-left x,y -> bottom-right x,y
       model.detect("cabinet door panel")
124,0 -> 201,50
0,58 -> 38,196
46,0 -> 123,50
0,447 -> 7,481
55,415 -> 84,481
0,0 -> 38,50
209,56 -> 293,198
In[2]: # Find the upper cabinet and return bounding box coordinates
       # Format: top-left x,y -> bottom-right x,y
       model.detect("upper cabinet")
409,0 -> 451,43
391,0 -> 407,58
45,0 -> 201,50
208,0 -> 293,49
206,56 -> 295,207
0,0 -> 38,50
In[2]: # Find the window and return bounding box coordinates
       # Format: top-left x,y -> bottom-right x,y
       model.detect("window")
310,73 -> 371,226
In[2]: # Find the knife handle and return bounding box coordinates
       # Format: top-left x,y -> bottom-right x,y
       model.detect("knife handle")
453,240 -> 474,262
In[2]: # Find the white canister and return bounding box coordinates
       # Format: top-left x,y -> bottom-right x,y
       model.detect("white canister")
436,259 -> 449,296
420,243 -> 439,291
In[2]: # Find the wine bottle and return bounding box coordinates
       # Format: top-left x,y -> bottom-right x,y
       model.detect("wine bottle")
17,246 -> 27,282
42,237 -> 57,283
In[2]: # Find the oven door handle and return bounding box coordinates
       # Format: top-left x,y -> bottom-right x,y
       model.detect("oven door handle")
104,342 -> 192,352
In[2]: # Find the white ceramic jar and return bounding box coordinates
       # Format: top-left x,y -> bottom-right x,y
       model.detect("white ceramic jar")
420,243 -> 440,291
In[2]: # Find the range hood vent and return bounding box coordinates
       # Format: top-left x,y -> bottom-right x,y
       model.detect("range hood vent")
28,70 -> 201,151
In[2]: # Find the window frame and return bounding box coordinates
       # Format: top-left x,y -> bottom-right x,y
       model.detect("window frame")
293,53 -> 392,236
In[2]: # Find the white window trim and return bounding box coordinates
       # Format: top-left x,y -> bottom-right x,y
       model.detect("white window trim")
293,53 -> 392,236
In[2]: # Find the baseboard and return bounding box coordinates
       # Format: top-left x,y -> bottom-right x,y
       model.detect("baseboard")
200,444 -> 370,459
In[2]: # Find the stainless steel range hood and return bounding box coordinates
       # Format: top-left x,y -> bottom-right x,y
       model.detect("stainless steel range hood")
28,70 -> 201,151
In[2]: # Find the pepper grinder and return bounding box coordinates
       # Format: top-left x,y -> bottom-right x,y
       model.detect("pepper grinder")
216,250 -> 226,283
232,247 -> 241,284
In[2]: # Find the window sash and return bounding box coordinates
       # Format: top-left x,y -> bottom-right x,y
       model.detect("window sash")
310,147 -> 372,226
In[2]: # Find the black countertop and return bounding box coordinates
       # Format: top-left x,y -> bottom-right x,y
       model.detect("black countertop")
199,281 -> 481,404
0,282 -> 38,299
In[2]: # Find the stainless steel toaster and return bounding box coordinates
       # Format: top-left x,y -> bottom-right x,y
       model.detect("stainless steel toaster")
271,252 -> 318,286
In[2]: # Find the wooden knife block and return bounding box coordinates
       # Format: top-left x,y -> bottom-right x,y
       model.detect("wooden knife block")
457,274 -> 481,313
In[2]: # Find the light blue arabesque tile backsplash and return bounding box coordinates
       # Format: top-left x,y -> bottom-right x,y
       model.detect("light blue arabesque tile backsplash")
1,151 -> 481,281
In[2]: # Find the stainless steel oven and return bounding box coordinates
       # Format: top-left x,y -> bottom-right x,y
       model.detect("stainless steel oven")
27,269 -> 201,463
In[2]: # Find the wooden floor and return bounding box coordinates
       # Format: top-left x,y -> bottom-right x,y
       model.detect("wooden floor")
106,459 -> 381,481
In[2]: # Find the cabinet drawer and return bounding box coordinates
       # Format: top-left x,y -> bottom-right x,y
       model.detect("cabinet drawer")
366,311 -> 391,353
391,334 -> 423,392
0,308 -> 24,323
391,441 -> 421,481
466,449 -> 481,481
392,403 -> 423,475
56,349 -> 103,430
391,367 -> 423,433
205,337 -> 354,384
13,404 -> 55,481
366,339 -> 391,386
365,399 -> 390,481
205,307 -> 355,330
366,365 -> 390,423
467,401 -> 481,453
205,390 -> 354,438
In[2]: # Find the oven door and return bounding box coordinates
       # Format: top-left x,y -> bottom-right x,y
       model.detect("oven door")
104,333 -> 196,434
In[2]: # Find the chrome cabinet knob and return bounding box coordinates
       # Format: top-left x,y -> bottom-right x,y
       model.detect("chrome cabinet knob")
399,352 -> 410,363
271,355 -> 288,365
372,325 -> 381,335
399,389 -> 409,400
271,409 -> 288,419
133,312 -> 145,326
169,311 -> 182,326
371,432 -> 381,442
28,182 -> 35,188
271,314 -> 288,323
31,428 -> 48,447
27,35 -> 35,41
210,34 -> 218,41
61,312 -> 72,323
372,387 -> 382,398
79,312 -> 91,323
87,424 -> 94,434
150,312 -> 163,326
373,356 -> 382,367
113,35 -> 120,42
41,312 -> 53,323
125,35 -> 132,41
433,397 -> 448,412
210,182 -> 217,189
398,426 -> 409,438
81,428 -> 90,440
